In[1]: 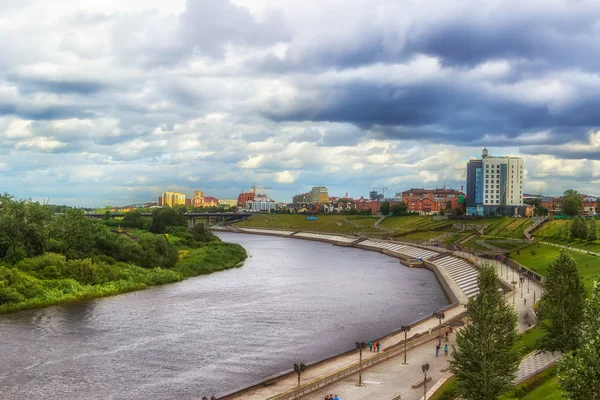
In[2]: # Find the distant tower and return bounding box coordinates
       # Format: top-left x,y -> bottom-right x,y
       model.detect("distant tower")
482,147 -> 489,158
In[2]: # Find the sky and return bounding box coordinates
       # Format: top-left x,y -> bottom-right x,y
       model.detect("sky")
1,0 -> 599,206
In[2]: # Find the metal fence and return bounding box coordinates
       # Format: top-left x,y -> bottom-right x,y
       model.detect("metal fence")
266,327 -> 450,400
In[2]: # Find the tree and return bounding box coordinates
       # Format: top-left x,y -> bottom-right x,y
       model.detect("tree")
534,205 -> 549,216
557,280 -> 600,399
450,265 -> 520,400
538,252 -> 586,353
390,202 -> 407,216
588,218 -> 597,241
577,217 -> 588,240
562,190 -> 583,217
571,218 -> 581,239
379,201 -> 390,215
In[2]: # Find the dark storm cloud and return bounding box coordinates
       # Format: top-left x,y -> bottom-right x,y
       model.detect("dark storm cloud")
12,78 -> 111,95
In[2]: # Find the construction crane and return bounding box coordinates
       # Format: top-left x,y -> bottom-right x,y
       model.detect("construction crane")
251,182 -> 272,195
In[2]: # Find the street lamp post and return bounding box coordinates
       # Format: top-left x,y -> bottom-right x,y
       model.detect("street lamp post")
355,341 -> 367,386
293,362 -> 307,398
511,280 -> 517,304
400,325 -> 411,364
433,311 -> 445,347
527,273 -> 530,294
422,363 -> 430,400
201,397 -> 216,400
520,276 -> 525,298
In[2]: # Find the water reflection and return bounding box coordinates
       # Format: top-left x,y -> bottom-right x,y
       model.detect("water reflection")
0,233 -> 448,399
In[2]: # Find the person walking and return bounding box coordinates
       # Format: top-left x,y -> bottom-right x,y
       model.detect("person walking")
376,341 -> 381,352
334,395 -> 339,400
368,341 -> 373,352
444,344 -> 448,356
435,344 -> 440,357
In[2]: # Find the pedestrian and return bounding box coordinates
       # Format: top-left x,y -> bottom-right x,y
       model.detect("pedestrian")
445,332 -> 449,342
369,341 -> 373,352
524,298 -> 527,306
444,344 -> 448,356
334,395 -> 339,400
376,341 -> 381,352
435,344 -> 440,357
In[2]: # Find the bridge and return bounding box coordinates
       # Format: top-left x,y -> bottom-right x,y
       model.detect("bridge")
82,212 -> 251,227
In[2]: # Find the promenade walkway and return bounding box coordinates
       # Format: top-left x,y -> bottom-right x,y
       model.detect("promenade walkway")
219,230 -> 549,400
223,306 -> 463,400
539,240 -> 600,257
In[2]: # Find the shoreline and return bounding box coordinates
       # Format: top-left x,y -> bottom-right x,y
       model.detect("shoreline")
0,243 -> 248,316
214,227 -> 466,400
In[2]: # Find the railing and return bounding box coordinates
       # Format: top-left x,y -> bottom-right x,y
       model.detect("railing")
266,326 -> 452,400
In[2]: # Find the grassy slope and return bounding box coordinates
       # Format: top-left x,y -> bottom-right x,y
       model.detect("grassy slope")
533,219 -> 600,253
520,377 -> 561,400
510,243 -> 600,291
235,214 -> 371,234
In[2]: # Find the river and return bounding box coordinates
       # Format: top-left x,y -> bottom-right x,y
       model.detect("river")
0,232 -> 448,399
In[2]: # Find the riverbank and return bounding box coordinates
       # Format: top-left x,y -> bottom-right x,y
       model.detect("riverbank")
215,228 -> 465,399
216,227 -> 539,400
0,242 -> 247,315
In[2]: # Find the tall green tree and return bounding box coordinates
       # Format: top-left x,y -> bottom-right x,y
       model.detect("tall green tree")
577,217 -> 588,240
379,201 -> 391,215
562,190 -> 583,217
538,252 -> 586,353
588,218 -> 597,241
450,265 -> 520,400
557,280 -> 600,399
390,202 -> 407,216
570,218 -> 581,239
534,205 -> 549,216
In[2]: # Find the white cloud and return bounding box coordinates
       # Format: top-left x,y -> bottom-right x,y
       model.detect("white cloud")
274,170 -> 298,183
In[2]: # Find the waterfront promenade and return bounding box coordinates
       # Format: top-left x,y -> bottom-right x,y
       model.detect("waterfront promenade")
219,228 -> 546,400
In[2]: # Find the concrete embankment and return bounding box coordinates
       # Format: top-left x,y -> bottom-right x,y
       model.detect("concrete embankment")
214,227 -> 466,400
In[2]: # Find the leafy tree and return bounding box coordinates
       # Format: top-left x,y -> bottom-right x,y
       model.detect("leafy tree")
557,280 -> 600,400
534,205 -> 549,216
538,252 -> 586,353
379,201 -> 390,215
150,208 -> 188,233
588,218 -> 597,241
571,218 -> 581,239
390,202 -> 408,216
123,210 -> 143,228
450,265 -> 520,399
577,217 -> 588,240
49,208 -> 97,260
562,190 -> 583,217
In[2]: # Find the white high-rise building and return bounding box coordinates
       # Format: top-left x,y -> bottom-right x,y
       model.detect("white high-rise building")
481,148 -> 524,207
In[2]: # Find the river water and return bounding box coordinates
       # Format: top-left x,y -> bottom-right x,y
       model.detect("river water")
0,232 -> 448,399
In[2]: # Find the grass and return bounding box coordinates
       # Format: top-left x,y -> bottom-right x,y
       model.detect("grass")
484,218 -> 532,239
235,214 -> 365,234
0,243 -> 247,315
487,240 -> 530,251
428,376 -> 457,400
532,219 -> 600,254
519,377 -> 561,400
379,216 -> 453,234
510,243 -> 600,291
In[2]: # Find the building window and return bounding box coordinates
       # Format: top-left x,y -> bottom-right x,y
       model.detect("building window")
485,190 -> 488,193
486,180 -> 488,183
485,185 -> 488,188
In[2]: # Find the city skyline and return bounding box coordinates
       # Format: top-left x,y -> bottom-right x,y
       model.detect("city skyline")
1,1 -> 600,206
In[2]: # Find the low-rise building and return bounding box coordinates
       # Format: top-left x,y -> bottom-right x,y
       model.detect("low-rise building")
246,195 -> 276,212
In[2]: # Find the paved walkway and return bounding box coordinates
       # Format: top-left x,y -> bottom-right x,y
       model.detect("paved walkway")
539,240 -> 600,257
305,331 -> 458,400
222,232 -> 548,400
514,351 -> 561,384
224,307 -> 463,400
